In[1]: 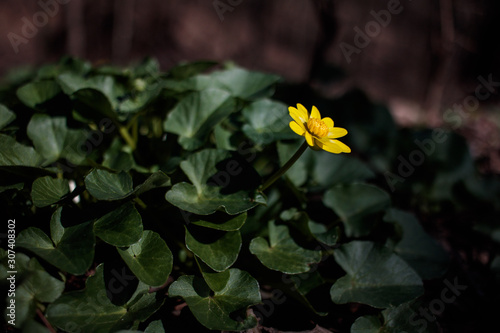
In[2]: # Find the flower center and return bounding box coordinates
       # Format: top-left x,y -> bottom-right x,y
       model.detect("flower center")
307,118 -> 329,137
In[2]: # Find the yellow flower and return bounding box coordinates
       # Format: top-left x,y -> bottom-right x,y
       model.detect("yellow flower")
288,103 -> 351,154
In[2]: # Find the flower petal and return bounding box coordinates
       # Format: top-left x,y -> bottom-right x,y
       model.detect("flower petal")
316,139 -> 342,154
332,139 -> 351,153
296,104 -> 309,119
305,131 -> 314,146
310,105 -> 321,119
327,127 -> 348,138
289,121 -> 305,136
289,108 -> 308,127
322,117 -> 334,128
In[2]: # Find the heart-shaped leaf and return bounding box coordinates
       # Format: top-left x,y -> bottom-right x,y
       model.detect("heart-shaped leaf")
117,230 -> 173,286
330,241 -> 423,308
94,202 -> 143,247
27,114 -> 89,165
46,264 -> 163,333
384,209 -> 449,280
168,268 -> 261,331
323,183 -> 391,237
185,225 -> 241,272
165,149 -> 265,215
16,207 -> 95,275
242,99 -> 295,145
249,221 -> 321,274
31,176 -> 69,207
85,169 -> 133,200
163,89 -> 236,150
16,80 -> 61,109
0,134 -> 44,167
211,67 -> 281,100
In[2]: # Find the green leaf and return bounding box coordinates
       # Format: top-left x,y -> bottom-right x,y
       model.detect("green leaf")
133,171 -> 171,196
163,89 -> 236,150
330,241 -> 423,308
94,202 -> 143,246
168,60 -> 218,79
242,99 -> 295,145
323,183 -> 391,237
280,208 -> 339,246
85,169 -> 133,200
0,104 -> 15,129
211,67 -> 281,100
384,209 -> 449,280
144,320 -> 165,333
168,269 -> 261,330
165,149 -> 265,215
185,225 -> 241,272
117,230 -> 173,286
190,212 -> 247,231
1,251 -> 64,327
46,264 -> 163,333
27,114 -> 89,165
351,300 -> 439,333
16,208 -> 95,275
16,80 -> 61,109
249,221 -> 322,274
72,88 -> 117,121
0,134 -> 44,167
31,176 -> 69,207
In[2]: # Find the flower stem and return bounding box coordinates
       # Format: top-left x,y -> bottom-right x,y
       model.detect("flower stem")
259,141 -> 308,192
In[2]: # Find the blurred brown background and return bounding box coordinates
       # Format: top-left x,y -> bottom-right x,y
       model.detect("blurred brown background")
1,0 -> 499,169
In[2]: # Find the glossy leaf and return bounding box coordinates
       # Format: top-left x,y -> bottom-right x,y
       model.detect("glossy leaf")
94,202 -> 143,247
85,169 -> 133,200
330,241 -> 423,308
117,230 -> 173,286
249,221 -> 321,274
46,264 -> 163,333
165,149 -> 265,215
0,134 -> 44,167
242,99 -> 295,145
27,114 -> 89,165
168,269 -> 261,330
16,80 -> 61,109
185,226 -> 241,272
323,183 -> 391,237
31,176 -> 69,207
16,207 -> 95,275
211,67 -> 281,100
163,88 -> 236,150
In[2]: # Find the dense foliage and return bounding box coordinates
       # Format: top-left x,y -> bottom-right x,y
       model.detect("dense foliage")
1,57 -> 499,332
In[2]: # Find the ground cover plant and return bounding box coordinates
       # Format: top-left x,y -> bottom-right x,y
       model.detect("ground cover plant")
1,57 -> 499,332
